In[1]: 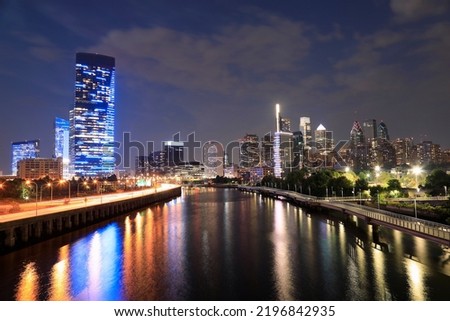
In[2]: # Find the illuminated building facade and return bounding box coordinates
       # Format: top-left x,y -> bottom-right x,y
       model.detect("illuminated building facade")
54,117 -> 70,179
274,104 -> 293,178
239,134 -> 260,168
17,158 -> 62,180
70,52 -> 115,177
11,140 -> 40,176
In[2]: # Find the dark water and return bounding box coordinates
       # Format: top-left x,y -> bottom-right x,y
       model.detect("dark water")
0,188 -> 449,300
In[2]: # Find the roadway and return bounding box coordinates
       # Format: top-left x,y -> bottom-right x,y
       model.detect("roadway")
0,184 -> 177,224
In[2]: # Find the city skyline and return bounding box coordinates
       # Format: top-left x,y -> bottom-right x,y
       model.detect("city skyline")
1,0 -> 450,173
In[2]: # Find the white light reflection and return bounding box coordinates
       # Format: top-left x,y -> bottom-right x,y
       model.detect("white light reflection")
273,200 -> 294,300
405,259 -> 427,300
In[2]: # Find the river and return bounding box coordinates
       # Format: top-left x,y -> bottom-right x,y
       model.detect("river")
0,187 -> 449,300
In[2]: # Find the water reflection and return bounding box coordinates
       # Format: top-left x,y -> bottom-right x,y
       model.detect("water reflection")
273,200 -> 293,300
2,188 -> 450,301
15,262 -> 39,300
48,245 -> 71,300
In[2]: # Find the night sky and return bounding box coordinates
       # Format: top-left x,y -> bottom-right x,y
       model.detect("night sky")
1,0 -> 449,173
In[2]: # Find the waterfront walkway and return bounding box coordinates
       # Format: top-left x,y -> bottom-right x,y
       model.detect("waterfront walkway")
239,186 -> 450,246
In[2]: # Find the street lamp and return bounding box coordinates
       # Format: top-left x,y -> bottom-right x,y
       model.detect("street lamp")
47,182 -> 53,201
59,179 -> 71,200
444,185 -> 448,197
26,180 -> 38,216
77,181 -> 88,197
412,166 -> 422,189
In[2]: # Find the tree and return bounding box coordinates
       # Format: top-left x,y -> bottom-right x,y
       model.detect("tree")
387,179 -> 402,191
354,178 -> 369,192
425,170 -> 450,196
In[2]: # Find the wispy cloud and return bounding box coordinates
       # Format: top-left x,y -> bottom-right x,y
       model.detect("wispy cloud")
390,0 -> 449,22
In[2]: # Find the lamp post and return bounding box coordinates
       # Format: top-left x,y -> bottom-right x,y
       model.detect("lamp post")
414,198 -> 417,220
412,166 -> 422,189
341,187 -> 344,198
47,182 -> 53,201
26,180 -> 38,216
77,181 -> 87,197
444,185 -> 448,197
377,193 -> 380,209
60,179 -> 71,200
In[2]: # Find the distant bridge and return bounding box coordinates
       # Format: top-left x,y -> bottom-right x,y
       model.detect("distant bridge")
239,186 -> 450,247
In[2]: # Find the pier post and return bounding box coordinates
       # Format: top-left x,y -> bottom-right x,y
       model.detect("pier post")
5,228 -> 16,248
21,225 -> 29,243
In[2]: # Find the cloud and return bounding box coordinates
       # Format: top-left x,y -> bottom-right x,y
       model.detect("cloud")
88,13 -> 311,97
390,0 -> 449,22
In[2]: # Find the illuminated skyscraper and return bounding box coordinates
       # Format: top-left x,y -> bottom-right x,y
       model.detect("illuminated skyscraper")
11,140 -> 40,175
378,121 -> 390,141
70,53 -> 115,177
54,117 -> 70,178
274,104 -> 293,178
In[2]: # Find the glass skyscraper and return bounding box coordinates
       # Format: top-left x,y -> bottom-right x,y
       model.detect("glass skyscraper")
11,140 -> 40,175
54,117 -> 70,179
70,52 -> 115,177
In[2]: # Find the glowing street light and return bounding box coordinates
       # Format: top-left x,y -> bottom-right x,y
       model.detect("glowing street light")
26,180 -> 38,216
412,166 -> 422,189
47,182 -> 53,201
59,179 -> 71,200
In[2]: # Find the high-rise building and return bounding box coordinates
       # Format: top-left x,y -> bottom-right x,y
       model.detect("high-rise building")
363,119 -> 377,143
261,133 -> 274,168
349,121 -> 367,171
412,141 -> 442,165
377,121 -> 390,141
70,52 -> 115,177
292,131 -> 303,169
393,138 -> 414,165
11,140 -> 40,176
299,117 -> 312,146
239,134 -> 259,168
54,117 -> 70,179
163,141 -> 184,166
274,104 -> 293,177
279,117 -> 291,132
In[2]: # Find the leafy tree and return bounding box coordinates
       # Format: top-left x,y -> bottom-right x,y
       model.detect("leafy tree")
354,178 -> 369,193
387,179 -> 402,191
425,170 -> 450,196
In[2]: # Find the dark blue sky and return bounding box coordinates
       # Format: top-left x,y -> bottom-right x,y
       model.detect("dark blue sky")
1,0 -> 449,173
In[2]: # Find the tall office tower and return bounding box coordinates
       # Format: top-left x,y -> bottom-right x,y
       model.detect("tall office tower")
299,117 -> 312,145
349,121 -> 368,171
274,104 -> 293,178
292,131 -> 304,169
261,133 -> 274,168
70,52 -> 115,177
363,119 -> 377,142
239,134 -> 259,168
393,138 -> 414,165
54,117 -> 70,179
203,141 -> 224,178
280,117 -> 291,132
163,141 -> 185,166
377,121 -> 390,141
314,124 -> 334,167
11,140 -> 40,176
315,124 -> 327,150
